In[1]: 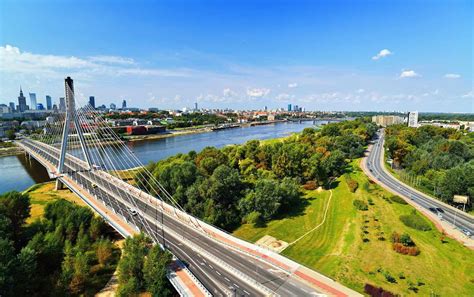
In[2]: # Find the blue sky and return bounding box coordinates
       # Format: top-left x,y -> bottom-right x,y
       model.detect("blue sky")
0,0 -> 472,112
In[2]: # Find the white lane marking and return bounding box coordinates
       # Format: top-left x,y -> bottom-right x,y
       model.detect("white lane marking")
225,277 -> 230,282
216,271 -> 221,276
209,264 -> 213,269
243,290 -> 250,295
234,283 -> 240,288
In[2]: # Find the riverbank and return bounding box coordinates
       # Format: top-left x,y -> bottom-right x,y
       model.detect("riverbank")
0,144 -> 23,157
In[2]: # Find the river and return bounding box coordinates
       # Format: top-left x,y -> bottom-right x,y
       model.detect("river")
0,121 -> 320,193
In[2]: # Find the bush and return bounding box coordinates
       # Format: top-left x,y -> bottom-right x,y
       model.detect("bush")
353,199 -> 368,211
302,180 -> 317,190
364,283 -> 396,297
390,195 -> 407,204
399,212 -> 432,231
346,177 -> 359,193
383,271 -> 397,283
244,211 -> 264,227
391,231 -> 420,256
392,243 -> 420,256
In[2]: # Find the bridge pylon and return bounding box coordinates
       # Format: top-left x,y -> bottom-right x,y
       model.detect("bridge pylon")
56,77 -> 94,189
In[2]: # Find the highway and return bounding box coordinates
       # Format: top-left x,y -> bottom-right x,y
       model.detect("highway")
365,130 -> 474,237
20,138 -> 323,297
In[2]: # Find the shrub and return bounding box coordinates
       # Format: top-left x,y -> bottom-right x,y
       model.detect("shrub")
391,232 -> 420,256
353,199 -> 368,211
383,271 -> 397,283
303,180 -> 317,190
364,283 -> 396,297
390,195 -> 407,204
346,177 -> 359,193
399,212 -> 432,231
392,243 -> 420,256
244,211 -> 264,227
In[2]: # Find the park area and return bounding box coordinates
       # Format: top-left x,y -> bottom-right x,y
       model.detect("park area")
234,160 -> 474,296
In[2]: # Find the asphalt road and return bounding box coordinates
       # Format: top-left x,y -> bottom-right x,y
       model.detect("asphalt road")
365,131 -> 474,237
21,139 -> 321,297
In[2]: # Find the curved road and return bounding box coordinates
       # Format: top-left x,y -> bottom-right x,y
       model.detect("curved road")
364,130 -> 474,237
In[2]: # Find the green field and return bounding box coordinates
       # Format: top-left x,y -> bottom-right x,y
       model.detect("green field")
233,160 -> 474,296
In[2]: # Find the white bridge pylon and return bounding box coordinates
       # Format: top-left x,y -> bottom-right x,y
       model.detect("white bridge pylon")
57,77 -> 93,178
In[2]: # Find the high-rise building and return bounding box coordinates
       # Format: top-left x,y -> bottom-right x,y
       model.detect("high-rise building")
408,111 -> 419,128
89,96 -> 95,108
110,103 -> 116,110
29,93 -> 37,110
9,102 -> 15,112
37,103 -> 45,110
122,99 -> 127,109
17,87 -> 28,112
287,104 -> 292,112
46,95 -> 52,110
293,105 -> 299,112
59,97 -> 66,111
194,102 -> 198,111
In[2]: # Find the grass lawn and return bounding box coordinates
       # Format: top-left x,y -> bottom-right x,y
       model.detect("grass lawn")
233,159 -> 474,296
24,181 -> 87,223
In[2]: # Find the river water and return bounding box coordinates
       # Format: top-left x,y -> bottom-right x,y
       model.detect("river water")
0,121 -> 318,193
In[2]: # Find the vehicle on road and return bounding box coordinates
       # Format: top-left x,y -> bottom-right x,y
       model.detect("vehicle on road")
461,229 -> 472,237
129,208 -> 138,216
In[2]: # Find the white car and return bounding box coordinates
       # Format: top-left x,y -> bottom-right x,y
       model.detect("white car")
129,208 -> 138,216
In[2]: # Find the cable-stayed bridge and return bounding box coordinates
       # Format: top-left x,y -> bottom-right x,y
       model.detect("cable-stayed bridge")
17,77 -> 360,297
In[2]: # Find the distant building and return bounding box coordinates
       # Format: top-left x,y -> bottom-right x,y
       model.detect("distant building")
89,96 -> 95,108
9,102 -> 15,112
287,104 -> 292,112
29,93 -> 37,110
46,95 -> 52,110
59,97 -> 66,111
194,102 -> 198,111
293,105 -> 299,112
372,115 -> 405,127
17,87 -> 28,112
0,104 -> 10,113
53,104 -> 58,111
408,111 -> 418,128
37,103 -> 45,110
122,99 -> 127,109
110,103 -> 116,110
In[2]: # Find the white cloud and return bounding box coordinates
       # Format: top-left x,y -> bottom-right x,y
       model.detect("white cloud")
288,83 -> 298,88
223,88 -> 237,97
275,93 -> 294,101
88,55 -> 135,65
399,70 -> 420,78
462,91 -> 473,98
246,88 -> 270,98
0,44 -> 188,78
372,49 -> 392,60
356,88 -> 365,93
444,73 -> 461,79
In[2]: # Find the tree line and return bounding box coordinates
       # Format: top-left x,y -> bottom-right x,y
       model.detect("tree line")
0,192 -> 119,296
385,124 -> 474,209
135,119 -> 377,230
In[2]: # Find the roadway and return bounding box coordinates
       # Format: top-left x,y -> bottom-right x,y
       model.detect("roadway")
20,139 -> 323,297
365,130 -> 474,237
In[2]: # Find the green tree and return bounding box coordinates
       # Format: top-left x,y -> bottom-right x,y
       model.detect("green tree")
143,245 -> 172,296
0,191 -> 31,246
5,130 -> 16,140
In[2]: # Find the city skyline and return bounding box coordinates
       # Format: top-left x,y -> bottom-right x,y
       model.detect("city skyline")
0,0 -> 472,112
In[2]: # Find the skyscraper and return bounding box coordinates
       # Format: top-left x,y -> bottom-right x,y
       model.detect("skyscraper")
17,87 -> 28,112
46,95 -> 52,110
89,96 -> 95,108
59,97 -> 66,111
122,99 -> 127,109
287,104 -> 292,112
29,93 -> 37,110
9,102 -> 15,112
110,103 -> 116,110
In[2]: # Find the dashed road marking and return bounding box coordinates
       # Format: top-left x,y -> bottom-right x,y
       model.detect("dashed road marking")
209,264 -> 213,269
225,277 -> 230,282
216,271 -> 221,276
243,290 -> 250,295
234,284 -> 240,288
